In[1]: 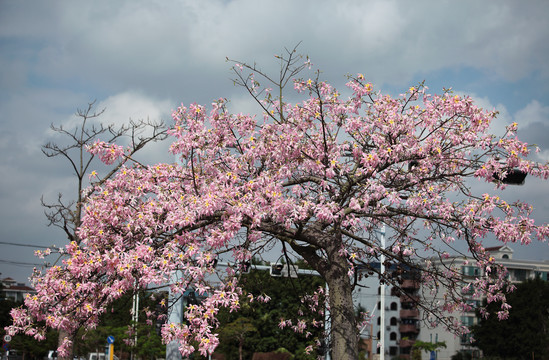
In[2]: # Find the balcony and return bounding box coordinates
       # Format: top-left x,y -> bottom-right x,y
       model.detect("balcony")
400,309 -> 419,318
399,324 -> 420,334
401,279 -> 420,289
399,338 -> 415,348
400,294 -> 419,303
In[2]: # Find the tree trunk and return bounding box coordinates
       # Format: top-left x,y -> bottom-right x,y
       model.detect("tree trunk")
284,228 -> 360,359
57,329 -> 73,360
325,265 -> 359,360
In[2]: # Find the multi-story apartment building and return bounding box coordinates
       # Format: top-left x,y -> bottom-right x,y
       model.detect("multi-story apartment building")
354,246 -> 549,360
418,245 -> 549,360
354,263 -> 421,359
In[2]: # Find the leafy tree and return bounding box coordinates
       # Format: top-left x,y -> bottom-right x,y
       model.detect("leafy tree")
411,340 -> 446,360
7,47 -> 549,360
216,317 -> 257,360
72,291 -> 167,359
471,278 -> 549,359
214,260 -> 325,359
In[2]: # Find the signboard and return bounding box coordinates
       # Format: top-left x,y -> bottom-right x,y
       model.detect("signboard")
3,335 -> 11,343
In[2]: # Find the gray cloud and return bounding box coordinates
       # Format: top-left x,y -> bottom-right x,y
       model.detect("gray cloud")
1,0 -> 549,282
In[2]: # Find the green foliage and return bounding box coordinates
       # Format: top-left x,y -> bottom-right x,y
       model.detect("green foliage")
72,291 -> 166,359
412,340 -> 446,352
411,340 -> 446,360
1,299 -> 59,359
1,291 -> 165,360
451,351 -> 472,360
471,278 -> 549,360
215,260 -> 325,359
217,317 -> 257,342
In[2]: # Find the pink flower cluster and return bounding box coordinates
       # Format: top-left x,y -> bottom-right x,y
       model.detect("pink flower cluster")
86,140 -> 125,165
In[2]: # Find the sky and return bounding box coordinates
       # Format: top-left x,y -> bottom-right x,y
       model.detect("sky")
1,0 -> 549,284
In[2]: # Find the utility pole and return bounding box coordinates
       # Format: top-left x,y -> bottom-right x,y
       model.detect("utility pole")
131,292 -> 139,360
379,226 -> 386,360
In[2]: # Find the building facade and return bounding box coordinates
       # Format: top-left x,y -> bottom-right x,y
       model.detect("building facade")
418,245 -> 549,360
1,277 -> 35,302
353,246 -> 549,360
354,263 -> 421,359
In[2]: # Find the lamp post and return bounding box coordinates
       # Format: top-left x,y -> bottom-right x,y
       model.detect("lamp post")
379,226 -> 386,360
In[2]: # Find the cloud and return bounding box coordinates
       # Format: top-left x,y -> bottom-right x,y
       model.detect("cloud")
3,0 -> 548,98
96,91 -> 173,127
515,100 -> 549,128
2,0 -> 549,283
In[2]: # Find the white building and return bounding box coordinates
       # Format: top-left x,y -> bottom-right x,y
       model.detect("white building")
418,245 -> 549,360
354,263 -> 421,359
352,246 -> 549,360
1,277 -> 36,302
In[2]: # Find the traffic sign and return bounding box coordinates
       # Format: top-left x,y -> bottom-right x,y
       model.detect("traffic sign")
3,335 -> 11,343
107,335 -> 115,344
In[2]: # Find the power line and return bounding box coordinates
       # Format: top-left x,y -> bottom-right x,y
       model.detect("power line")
0,259 -> 48,268
0,241 -> 56,249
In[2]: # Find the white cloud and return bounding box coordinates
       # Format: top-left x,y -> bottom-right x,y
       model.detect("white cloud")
514,100 -> 549,128
97,91 -> 173,126
93,92 -> 174,164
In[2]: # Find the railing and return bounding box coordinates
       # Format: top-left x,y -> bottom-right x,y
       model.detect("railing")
401,279 -> 420,289
399,324 -> 420,333
399,338 -> 415,348
399,309 -> 419,318
400,294 -> 420,303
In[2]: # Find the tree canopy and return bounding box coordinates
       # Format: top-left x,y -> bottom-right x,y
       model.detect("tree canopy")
472,278 -> 549,359
8,47 -> 549,360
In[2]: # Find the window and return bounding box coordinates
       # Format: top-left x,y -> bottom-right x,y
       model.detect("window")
401,302 -> 414,310
535,271 -> 548,281
401,318 -> 417,325
390,317 -> 398,326
461,333 -> 473,345
461,316 -> 475,327
466,299 -> 481,309
512,269 -> 528,282
390,302 -> 398,311
462,266 -> 480,277
390,332 -> 397,341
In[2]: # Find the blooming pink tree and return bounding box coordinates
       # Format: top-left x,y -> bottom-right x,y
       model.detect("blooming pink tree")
9,48 -> 549,360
